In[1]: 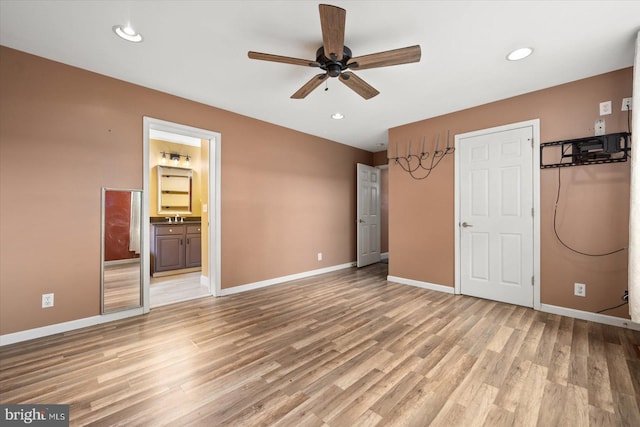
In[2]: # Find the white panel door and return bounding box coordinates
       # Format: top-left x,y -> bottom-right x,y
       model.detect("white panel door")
357,164 -> 381,267
459,126 -> 534,307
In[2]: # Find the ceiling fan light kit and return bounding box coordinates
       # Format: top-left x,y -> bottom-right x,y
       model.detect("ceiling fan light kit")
248,4 -> 421,100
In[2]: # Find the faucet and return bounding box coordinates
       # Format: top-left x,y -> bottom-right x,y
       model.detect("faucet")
175,213 -> 181,223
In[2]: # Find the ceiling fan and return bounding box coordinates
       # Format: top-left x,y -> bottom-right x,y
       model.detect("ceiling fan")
248,4 -> 421,100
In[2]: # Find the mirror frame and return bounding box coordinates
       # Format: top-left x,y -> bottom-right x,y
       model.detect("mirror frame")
101,187 -> 144,314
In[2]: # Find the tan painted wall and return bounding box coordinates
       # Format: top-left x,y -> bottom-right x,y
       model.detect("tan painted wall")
0,47 -> 372,335
389,67 -> 633,319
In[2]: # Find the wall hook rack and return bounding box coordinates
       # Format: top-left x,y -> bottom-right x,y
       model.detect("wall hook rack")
389,131 -> 455,180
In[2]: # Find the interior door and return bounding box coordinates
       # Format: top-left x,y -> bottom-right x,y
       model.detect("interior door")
459,125 -> 534,307
357,164 -> 381,267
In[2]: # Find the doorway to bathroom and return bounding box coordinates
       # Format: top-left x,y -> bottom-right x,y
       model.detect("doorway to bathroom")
142,118 -> 221,311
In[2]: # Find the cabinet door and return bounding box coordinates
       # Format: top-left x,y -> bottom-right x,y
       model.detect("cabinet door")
186,234 -> 201,268
155,235 -> 185,272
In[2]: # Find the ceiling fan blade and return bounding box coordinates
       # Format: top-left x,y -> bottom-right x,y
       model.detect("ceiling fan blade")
339,72 -> 379,100
248,51 -> 319,67
291,73 -> 328,99
348,45 -> 421,70
319,4 -> 346,60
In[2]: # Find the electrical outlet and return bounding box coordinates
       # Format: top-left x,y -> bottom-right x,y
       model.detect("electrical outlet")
622,97 -> 632,111
317,252 -> 323,261
42,293 -> 54,308
574,283 -> 586,297
599,101 -> 612,115
595,118 -> 605,136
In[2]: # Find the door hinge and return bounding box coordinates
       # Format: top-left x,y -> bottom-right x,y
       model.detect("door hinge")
532,207 -> 534,217
531,276 -> 535,286
530,138 -> 534,148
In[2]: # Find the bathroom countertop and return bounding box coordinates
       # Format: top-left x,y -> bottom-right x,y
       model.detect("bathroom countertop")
150,218 -> 201,225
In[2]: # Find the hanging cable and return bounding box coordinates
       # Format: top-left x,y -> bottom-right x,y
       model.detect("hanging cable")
596,301 -> 628,314
553,144 -> 626,256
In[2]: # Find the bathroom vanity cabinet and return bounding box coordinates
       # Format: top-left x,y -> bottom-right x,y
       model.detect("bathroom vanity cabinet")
151,222 -> 201,275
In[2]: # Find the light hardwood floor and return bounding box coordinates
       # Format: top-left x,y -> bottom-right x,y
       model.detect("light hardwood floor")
150,272 -> 210,308
1,263 -> 639,426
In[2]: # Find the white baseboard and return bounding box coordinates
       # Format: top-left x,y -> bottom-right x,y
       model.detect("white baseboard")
1,264 -> 356,345
380,277 -> 640,330
540,303 -> 640,331
0,307 -> 144,346
381,252 -> 389,260
220,262 -> 356,296
4,274 -> 637,345
387,275 -> 454,294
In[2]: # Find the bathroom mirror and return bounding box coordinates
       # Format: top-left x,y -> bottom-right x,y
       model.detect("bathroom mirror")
101,188 -> 143,313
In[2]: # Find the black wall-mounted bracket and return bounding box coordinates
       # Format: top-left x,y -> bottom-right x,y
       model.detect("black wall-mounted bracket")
540,132 -> 631,169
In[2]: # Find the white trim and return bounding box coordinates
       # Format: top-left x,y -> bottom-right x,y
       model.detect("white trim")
387,275 -> 455,294
200,275 -> 209,287
143,117 -> 222,307
220,262 -> 356,296
0,308 -> 144,346
212,132 -> 222,297
375,164 -> 389,170
454,119 -> 541,309
381,252 -> 389,260
540,303 -> 640,331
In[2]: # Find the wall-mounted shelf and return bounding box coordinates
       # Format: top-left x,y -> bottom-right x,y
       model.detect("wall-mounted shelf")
157,165 -> 193,213
540,132 -> 630,169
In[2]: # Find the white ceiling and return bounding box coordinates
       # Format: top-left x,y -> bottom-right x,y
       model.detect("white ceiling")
1,1 -> 638,152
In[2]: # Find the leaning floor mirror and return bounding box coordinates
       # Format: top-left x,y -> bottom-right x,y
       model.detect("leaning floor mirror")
101,188 -> 143,313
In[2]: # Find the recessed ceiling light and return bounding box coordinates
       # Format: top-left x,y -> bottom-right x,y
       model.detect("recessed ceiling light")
113,25 -> 143,43
506,47 -> 533,61
331,113 -> 344,120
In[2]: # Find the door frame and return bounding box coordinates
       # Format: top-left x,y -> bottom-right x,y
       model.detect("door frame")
454,119 -> 541,309
142,117 -> 222,313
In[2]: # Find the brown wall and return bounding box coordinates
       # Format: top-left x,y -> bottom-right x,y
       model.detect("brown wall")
389,67 -> 633,319
0,47 -> 372,335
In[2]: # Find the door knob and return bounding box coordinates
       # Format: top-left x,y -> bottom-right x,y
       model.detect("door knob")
461,222 -> 473,228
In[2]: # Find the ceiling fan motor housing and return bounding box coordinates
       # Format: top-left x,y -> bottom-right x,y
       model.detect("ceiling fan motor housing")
316,46 -> 352,77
